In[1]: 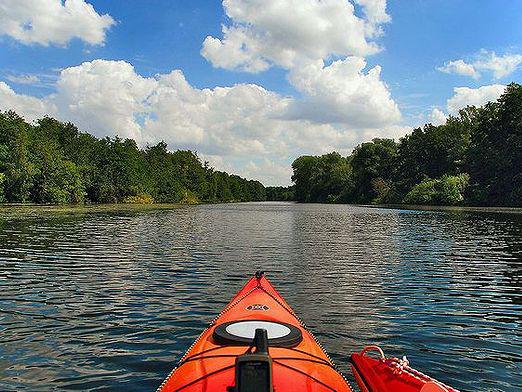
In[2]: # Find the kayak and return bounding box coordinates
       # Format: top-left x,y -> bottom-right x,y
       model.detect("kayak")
157,272 -> 352,391
158,272 -> 458,392
351,346 -> 459,392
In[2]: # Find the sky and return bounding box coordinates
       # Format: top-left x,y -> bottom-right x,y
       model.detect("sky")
0,0 -> 521,185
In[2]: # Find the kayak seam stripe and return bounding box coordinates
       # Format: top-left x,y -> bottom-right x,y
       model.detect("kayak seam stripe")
273,360 -> 337,391
173,364 -> 236,392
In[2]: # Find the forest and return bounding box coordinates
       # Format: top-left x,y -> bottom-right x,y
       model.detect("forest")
1,83 -> 520,207
270,83 -> 521,207
0,112 -> 265,204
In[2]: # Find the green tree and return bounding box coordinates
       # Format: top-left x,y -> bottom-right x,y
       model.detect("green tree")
404,173 -> 469,205
266,186 -> 295,201
467,83 -> 522,206
350,138 -> 398,203
291,156 -> 319,202
309,152 -> 352,203
0,111 -> 35,202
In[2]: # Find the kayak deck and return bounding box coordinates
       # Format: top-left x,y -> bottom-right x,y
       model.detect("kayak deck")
158,273 -> 352,391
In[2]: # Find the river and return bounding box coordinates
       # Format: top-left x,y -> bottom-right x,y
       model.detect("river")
0,202 -> 520,391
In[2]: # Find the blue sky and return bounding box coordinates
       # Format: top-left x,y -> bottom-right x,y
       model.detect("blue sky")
1,0 -> 521,185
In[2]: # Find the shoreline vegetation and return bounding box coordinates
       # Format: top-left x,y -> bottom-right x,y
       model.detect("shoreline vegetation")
1,83 -> 520,208
0,112 -> 266,205
268,83 -> 521,207
1,202 -> 521,217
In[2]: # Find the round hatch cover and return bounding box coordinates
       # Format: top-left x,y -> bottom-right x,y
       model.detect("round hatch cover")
213,320 -> 303,347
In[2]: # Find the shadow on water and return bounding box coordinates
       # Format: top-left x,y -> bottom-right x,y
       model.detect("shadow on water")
0,202 -> 520,391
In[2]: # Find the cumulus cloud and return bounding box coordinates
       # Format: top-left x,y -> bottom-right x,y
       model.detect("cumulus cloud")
0,59 -> 406,185
201,0 -> 399,132
0,0 -> 115,46
428,108 -> 447,125
53,60 -> 157,141
429,84 -> 506,123
474,50 -> 522,79
286,57 -> 400,127
438,50 -> 522,80
0,81 -> 53,121
446,84 -> 505,114
437,60 -> 480,79
201,0 -> 389,72
355,0 -> 391,37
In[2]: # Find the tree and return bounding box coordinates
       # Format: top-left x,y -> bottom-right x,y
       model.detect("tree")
0,111 -> 34,202
467,83 -> 522,206
0,111 -> 266,205
291,156 -> 318,202
308,152 -> 352,203
350,138 -> 398,203
403,174 -> 469,206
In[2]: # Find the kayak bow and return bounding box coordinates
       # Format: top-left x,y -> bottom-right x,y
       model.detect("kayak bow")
158,273 -> 459,392
158,272 -> 352,391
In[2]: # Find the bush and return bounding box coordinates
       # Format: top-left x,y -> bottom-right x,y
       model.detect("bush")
403,178 -> 438,205
122,193 -> 154,204
404,173 -> 469,205
179,189 -> 199,204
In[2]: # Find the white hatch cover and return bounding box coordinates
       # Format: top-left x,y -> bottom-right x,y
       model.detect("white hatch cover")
213,319 -> 303,347
225,321 -> 291,339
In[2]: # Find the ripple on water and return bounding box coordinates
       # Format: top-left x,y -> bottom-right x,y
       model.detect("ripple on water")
0,203 -> 521,391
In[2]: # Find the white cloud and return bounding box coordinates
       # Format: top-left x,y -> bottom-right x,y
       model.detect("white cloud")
5,74 -> 41,85
287,57 -> 400,127
0,0 -> 115,46
200,0 -> 400,134
437,60 -> 480,79
428,108 -> 447,125
438,50 -> 522,80
0,58 -> 406,185
355,0 -> 390,37
202,0 -> 388,72
446,84 -> 505,115
429,84 -> 506,122
52,60 -> 157,142
474,50 -> 522,79
0,81 -> 53,121
243,158 -> 293,186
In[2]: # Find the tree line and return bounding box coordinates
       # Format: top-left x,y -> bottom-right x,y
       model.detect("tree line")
0,112 -> 266,204
269,83 -> 521,206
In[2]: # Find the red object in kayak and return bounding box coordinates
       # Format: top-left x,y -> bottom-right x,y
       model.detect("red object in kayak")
157,273 -> 353,391
351,346 -> 459,392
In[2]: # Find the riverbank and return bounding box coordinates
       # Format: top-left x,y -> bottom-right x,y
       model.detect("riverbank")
0,203 -> 184,219
2,201 -> 522,218
367,203 -> 522,215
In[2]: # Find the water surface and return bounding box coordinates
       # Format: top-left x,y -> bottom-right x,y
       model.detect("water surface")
0,202 -> 520,391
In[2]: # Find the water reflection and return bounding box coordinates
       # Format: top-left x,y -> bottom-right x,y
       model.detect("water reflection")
0,203 -> 520,391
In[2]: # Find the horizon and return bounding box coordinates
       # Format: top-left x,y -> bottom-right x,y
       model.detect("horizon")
1,0 -> 521,186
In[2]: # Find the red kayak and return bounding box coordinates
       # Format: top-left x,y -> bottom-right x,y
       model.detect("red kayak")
351,346 -> 459,392
158,273 -> 458,392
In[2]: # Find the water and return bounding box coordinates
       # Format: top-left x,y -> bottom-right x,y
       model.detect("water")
0,202 -> 520,391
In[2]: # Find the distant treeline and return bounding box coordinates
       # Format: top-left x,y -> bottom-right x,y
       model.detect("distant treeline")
268,83 -> 521,207
0,112 -> 265,204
